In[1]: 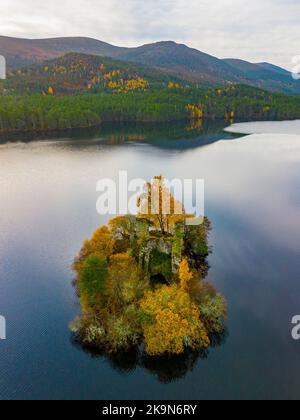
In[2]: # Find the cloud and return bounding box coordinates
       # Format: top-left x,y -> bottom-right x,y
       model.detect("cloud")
0,0 -> 299,69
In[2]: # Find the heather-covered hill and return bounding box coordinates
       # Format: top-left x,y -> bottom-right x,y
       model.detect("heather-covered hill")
0,52 -> 185,95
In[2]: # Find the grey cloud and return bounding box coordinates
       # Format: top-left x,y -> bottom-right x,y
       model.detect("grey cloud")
0,0 -> 299,69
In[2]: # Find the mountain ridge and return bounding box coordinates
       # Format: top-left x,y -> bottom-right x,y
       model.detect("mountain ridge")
0,35 -> 125,68
0,35 -> 298,94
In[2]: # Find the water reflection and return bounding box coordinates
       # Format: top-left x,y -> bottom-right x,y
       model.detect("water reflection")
69,253 -> 221,384
71,330 -> 228,384
0,120 -> 238,151
1,120 -> 300,399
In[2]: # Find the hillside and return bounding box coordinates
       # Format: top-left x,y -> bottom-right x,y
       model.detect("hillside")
118,42 -> 300,93
223,58 -> 298,94
257,62 -> 291,77
116,41 -> 242,84
1,36 -> 299,94
0,36 -> 125,69
0,53 -> 186,95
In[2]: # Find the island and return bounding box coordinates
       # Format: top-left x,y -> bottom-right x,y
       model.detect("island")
70,176 -> 227,356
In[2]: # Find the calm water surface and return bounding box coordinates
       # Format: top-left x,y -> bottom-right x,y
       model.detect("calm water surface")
0,122 -> 300,400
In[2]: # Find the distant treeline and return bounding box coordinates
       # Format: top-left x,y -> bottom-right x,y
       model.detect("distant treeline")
1,85 -> 300,132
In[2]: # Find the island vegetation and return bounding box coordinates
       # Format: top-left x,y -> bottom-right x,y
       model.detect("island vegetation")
70,176 -> 227,357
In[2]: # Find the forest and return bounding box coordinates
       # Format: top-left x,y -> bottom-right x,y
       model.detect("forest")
1,85 -> 300,132
1,52 -> 300,132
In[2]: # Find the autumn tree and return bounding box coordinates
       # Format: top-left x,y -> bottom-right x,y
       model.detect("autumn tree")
179,258 -> 193,290
48,86 -> 54,95
168,81 -> 181,89
140,284 -> 210,355
186,104 -> 203,119
73,226 -> 115,273
137,176 -> 186,235
107,253 -> 147,312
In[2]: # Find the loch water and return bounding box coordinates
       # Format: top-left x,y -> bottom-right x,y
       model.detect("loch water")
0,121 -> 300,400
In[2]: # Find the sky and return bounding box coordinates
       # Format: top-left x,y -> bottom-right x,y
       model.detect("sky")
0,0 -> 299,69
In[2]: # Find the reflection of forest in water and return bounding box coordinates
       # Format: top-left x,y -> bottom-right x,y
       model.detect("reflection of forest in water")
71,330 -> 227,384
0,120 -> 240,150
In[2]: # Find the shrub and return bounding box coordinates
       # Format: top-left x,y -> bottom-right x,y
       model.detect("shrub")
78,254 -> 108,307
199,294 -> 227,334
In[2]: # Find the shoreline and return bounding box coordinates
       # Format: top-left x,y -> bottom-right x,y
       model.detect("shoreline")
225,119 -> 300,135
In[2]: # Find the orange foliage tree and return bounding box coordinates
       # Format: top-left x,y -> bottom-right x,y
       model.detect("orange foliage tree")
140,284 -> 210,355
73,226 -> 115,273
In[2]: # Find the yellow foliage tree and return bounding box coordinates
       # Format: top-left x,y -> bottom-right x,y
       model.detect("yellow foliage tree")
140,284 -> 210,355
137,175 -> 187,235
179,258 -> 193,290
104,70 -> 121,81
48,86 -> 54,95
125,78 -> 149,91
107,81 -> 120,90
106,76 -> 149,93
73,226 -> 115,273
168,81 -> 181,89
186,104 -> 203,120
